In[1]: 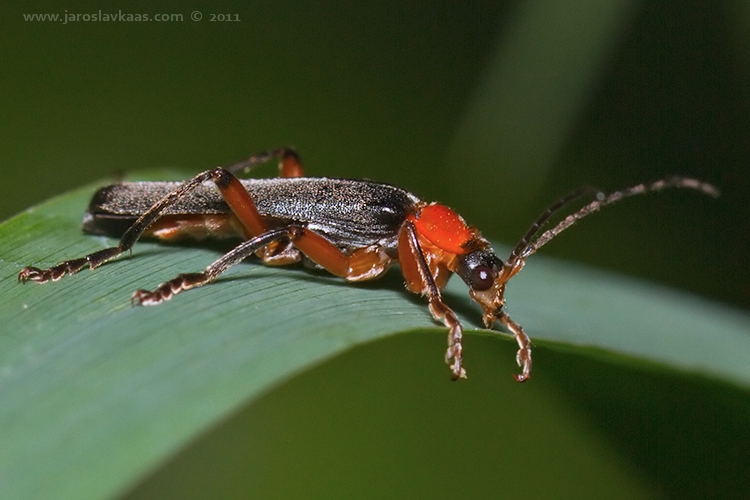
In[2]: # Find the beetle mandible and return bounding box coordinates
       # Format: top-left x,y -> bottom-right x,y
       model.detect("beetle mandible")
17,148 -> 719,380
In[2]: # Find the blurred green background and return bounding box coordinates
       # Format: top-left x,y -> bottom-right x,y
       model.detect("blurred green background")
2,0 -> 749,498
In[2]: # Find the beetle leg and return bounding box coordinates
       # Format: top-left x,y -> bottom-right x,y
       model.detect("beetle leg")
133,227 -> 292,305
18,167 -> 270,284
18,247 -> 124,284
133,225 -> 393,305
494,310 -> 532,382
398,221 -> 466,379
275,227 -> 392,281
277,149 -> 304,178
224,147 -> 304,178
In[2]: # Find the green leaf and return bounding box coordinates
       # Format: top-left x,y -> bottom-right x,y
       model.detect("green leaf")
1,181 -> 748,499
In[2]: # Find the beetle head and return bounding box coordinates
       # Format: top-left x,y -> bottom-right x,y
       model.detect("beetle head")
454,247 -> 512,328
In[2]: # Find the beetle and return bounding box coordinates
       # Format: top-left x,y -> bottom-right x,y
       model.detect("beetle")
17,148 -> 719,380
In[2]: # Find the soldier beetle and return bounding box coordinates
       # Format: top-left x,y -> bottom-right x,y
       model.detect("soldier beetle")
18,148 -> 719,380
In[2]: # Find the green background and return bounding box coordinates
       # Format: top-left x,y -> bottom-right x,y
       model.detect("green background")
1,1 -> 749,498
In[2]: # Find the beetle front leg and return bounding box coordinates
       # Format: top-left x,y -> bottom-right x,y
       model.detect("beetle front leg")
430,300 -> 466,380
495,310 -> 532,382
398,221 -> 466,379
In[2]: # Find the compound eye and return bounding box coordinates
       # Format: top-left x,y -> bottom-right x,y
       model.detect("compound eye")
471,265 -> 494,291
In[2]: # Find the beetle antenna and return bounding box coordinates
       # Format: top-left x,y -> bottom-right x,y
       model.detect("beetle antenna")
503,185 -> 601,274
513,176 -> 719,265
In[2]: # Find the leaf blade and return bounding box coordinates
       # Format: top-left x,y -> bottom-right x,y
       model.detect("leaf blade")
0,182 -> 748,498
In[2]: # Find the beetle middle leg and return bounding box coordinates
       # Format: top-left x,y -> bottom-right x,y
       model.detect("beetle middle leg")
133,225 -> 394,305
224,147 -> 304,178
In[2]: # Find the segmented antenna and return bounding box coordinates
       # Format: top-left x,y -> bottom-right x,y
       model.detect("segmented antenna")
505,176 -> 719,271
503,185 -> 600,275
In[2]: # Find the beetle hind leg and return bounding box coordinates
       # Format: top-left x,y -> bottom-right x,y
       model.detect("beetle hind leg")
18,247 -> 123,284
